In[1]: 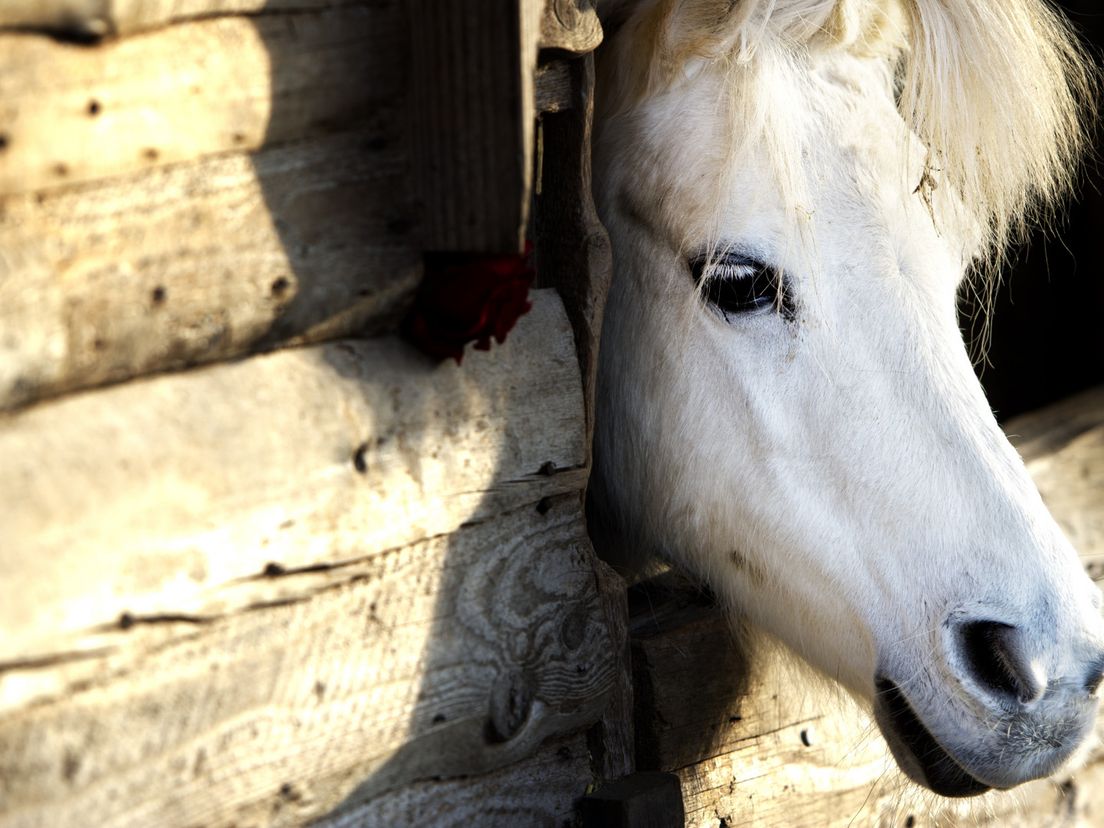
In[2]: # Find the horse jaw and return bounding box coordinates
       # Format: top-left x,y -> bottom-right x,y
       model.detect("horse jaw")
591,39 -> 1104,795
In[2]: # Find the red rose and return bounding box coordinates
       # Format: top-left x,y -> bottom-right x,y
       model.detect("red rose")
402,245 -> 535,364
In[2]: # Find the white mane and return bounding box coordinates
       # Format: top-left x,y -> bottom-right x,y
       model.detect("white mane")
598,0 -> 1094,273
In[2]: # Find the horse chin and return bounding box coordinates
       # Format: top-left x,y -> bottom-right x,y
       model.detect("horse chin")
873,677 -> 992,798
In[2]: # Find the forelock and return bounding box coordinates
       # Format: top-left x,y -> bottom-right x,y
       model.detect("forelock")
599,0 -> 1095,274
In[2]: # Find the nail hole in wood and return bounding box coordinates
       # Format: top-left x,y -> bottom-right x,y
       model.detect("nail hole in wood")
151,286 -> 167,305
353,443 -> 370,473
62,749 -> 81,782
87,99 -> 101,116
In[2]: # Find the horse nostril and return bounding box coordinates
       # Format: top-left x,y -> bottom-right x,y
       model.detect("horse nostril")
959,621 -> 1046,705
1085,659 -> 1104,695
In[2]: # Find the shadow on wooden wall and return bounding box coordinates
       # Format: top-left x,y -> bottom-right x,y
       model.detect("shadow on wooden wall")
249,3 -> 627,823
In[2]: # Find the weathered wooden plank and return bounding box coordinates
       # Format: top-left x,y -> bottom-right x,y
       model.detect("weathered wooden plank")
1008,384 -> 1104,578
316,733 -> 594,828
0,0 -> 363,37
0,290 -> 585,667
0,497 -> 618,828
0,6 -> 404,195
1,0 -> 604,50
541,0 -> 603,54
0,125 -> 419,411
1007,385 -> 1104,463
408,0 -> 543,252
535,54 -> 612,452
536,60 -> 575,115
587,557 -> 636,782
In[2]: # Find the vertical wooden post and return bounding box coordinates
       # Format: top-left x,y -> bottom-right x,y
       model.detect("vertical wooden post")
407,0 -> 543,253
535,54 -> 612,454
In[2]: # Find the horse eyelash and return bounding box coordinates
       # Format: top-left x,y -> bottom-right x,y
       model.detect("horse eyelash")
709,262 -> 758,280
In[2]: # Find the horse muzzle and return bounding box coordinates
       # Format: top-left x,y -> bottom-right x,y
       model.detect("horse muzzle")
873,616 -> 1104,796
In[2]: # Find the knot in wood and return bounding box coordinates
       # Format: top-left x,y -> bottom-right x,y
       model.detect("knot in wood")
484,669 -> 534,744
560,602 -> 589,651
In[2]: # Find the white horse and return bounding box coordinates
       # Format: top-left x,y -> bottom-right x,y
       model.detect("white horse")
590,0 -> 1104,797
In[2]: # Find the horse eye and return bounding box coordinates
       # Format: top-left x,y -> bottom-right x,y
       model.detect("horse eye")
689,252 -> 792,320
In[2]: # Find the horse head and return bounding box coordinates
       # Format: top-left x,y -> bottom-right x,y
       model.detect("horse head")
591,0 -> 1103,796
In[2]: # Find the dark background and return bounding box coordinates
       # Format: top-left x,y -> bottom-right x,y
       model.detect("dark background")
968,2 -> 1104,420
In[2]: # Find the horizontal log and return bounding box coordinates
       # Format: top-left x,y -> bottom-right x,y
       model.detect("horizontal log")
0,0 -> 362,37
0,497 -> 618,827
0,126 -> 419,411
317,734 -> 593,828
1007,384 -> 1104,577
0,126 -> 419,412
0,290 -> 586,667
0,0 -> 603,54
0,6 -> 403,195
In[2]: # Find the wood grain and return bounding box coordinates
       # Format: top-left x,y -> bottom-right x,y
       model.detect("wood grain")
316,733 -> 594,828
0,6 -> 404,195
587,557 -> 635,782
407,0 -> 544,252
0,0 -> 607,48
0,498 -> 617,828
540,0 -> 603,54
0,0 -> 363,37
535,54 -> 612,453
1007,385 -> 1104,582
0,290 -> 585,668
0,125 -> 419,411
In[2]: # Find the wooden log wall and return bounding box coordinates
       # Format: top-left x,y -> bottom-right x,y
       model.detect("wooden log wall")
0,0 -> 627,825
0,3 -> 420,410
1,0 -> 1103,825
0,0 -> 603,411
0,294 -> 628,827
